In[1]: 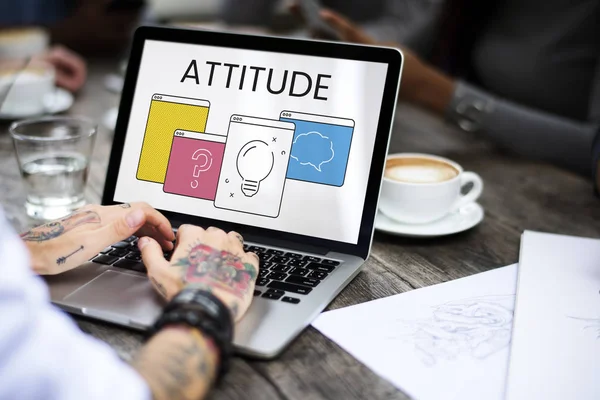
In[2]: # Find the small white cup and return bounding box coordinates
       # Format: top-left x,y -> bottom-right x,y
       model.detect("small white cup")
0,60 -> 55,116
379,153 -> 483,224
0,27 -> 49,59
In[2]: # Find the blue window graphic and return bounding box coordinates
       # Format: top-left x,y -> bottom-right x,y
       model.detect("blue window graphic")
280,117 -> 354,187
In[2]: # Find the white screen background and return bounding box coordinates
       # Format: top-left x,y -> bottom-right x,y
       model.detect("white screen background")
114,40 -> 388,244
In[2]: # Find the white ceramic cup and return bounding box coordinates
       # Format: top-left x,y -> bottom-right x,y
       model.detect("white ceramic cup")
0,60 -> 55,116
0,28 -> 49,59
379,153 -> 483,224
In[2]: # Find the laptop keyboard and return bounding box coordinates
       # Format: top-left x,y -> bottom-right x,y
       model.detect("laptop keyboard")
91,236 -> 160,273
245,245 -> 341,304
91,238 -> 342,305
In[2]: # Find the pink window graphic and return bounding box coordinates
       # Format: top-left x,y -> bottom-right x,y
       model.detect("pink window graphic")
164,131 -> 226,201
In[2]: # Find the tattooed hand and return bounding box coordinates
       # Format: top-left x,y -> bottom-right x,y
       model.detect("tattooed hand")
139,225 -> 259,322
21,202 -> 175,275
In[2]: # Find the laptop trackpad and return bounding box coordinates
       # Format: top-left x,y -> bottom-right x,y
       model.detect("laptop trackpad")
64,270 -> 163,327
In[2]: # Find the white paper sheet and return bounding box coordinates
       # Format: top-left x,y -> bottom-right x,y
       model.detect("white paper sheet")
312,265 -> 518,400
506,231 -> 600,400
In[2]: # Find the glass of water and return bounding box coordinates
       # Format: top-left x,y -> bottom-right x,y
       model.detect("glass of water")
10,116 -> 97,220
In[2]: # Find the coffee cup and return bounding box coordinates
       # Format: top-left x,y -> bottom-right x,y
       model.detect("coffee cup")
0,60 -> 55,116
379,153 -> 483,224
0,28 -> 49,59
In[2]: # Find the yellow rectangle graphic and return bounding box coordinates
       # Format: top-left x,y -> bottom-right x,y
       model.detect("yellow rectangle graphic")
137,97 -> 209,183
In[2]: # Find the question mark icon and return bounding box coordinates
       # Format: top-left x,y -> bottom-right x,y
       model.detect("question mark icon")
190,148 -> 213,189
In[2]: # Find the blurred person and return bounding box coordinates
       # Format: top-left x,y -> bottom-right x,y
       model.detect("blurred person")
41,44 -> 87,92
0,0 -> 143,55
221,0 -> 444,52
0,0 -> 141,92
0,30 -> 87,93
592,130 -> 600,193
0,202 -> 259,400
305,1 -> 600,176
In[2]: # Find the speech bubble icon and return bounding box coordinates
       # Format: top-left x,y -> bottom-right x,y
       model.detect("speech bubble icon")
290,131 -> 334,172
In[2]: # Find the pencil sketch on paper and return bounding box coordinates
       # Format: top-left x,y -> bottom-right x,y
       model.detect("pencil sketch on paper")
568,316 -> 600,339
568,291 -> 600,339
389,295 -> 515,367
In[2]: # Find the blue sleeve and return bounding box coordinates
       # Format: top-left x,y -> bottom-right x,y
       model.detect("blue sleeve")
0,0 -> 73,26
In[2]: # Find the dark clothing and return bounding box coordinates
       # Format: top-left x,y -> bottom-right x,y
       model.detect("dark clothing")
0,0 -> 75,26
471,0 -> 600,122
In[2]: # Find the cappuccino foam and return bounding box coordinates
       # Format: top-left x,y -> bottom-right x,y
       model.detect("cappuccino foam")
385,157 -> 458,183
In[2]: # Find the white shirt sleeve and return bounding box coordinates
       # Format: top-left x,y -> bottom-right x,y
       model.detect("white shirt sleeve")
0,211 -> 151,400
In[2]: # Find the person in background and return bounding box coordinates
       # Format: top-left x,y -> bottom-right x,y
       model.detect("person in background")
592,132 -> 600,194
299,0 -> 600,176
222,0 -> 444,53
0,202 -> 259,400
40,44 -> 87,92
0,0 -> 141,93
0,0 -> 142,55
0,27 -> 87,93
0,35 -> 86,93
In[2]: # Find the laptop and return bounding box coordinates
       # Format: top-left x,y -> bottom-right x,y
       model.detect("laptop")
44,26 -> 402,359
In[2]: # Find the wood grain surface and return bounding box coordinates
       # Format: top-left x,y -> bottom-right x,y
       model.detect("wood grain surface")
2,61 -> 599,400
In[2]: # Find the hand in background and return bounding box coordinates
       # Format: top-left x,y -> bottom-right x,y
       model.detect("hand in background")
41,45 -> 87,92
318,9 -> 455,115
20,202 -> 174,275
140,225 -> 259,322
317,9 -> 378,45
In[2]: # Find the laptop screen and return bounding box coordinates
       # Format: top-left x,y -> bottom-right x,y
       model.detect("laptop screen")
113,39 -> 389,245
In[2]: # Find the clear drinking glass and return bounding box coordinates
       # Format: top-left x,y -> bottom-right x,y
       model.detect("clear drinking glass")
10,116 -> 97,220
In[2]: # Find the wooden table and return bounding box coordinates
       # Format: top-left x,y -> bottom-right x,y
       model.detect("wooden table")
2,61 -> 600,400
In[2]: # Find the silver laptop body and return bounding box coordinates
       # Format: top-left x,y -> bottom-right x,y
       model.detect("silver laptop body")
45,26 -> 403,359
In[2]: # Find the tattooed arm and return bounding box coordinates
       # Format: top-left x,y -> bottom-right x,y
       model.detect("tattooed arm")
140,224 -> 259,321
20,202 -> 174,275
131,225 -> 259,399
132,326 -> 219,400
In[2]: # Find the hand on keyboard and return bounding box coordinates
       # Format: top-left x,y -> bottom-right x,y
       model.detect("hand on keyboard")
139,225 -> 259,322
20,202 -> 175,275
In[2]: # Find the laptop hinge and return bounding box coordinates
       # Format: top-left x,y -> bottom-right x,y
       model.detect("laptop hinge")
170,220 -> 331,255
244,233 -> 330,255
171,220 -> 330,255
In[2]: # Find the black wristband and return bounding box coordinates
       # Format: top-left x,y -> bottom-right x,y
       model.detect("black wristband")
147,289 -> 234,385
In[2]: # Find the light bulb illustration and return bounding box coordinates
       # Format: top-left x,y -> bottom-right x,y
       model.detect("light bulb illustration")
236,140 -> 274,197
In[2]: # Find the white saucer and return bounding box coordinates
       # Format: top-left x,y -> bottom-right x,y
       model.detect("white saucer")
102,107 -> 118,131
0,88 -> 74,120
103,73 -> 124,94
375,202 -> 484,238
